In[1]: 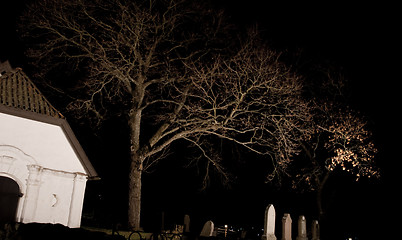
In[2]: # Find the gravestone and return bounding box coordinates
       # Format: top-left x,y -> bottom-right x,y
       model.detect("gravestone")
161,212 -> 165,231
311,220 -> 320,240
281,214 -> 292,240
184,214 -> 190,233
200,220 -> 214,237
262,204 -> 276,240
296,216 -> 308,240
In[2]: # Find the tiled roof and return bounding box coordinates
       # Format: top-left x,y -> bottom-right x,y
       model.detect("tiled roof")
0,68 -> 64,119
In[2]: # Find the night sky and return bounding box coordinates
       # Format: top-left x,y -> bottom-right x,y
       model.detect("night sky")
1,1 -> 400,239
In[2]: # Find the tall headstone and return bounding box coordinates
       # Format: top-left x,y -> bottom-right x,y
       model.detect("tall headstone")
281,214 -> 292,240
184,214 -> 190,233
311,220 -> 320,240
296,216 -> 308,240
200,220 -> 214,237
161,211 -> 165,231
262,204 -> 277,240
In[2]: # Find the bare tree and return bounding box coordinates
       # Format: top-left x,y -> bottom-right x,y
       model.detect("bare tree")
20,0 -> 310,229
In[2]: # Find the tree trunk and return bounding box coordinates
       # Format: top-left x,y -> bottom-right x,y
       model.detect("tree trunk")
128,158 -> 142,230
127,108 -> 143,230
316,172 -> 330,221
316,185 -> 324,221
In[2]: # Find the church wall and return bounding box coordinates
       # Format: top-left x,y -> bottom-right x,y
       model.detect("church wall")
0,112 -> 87,174
1,66 -> 96,228
34,169 -> 75,226
0,145 -> 88,227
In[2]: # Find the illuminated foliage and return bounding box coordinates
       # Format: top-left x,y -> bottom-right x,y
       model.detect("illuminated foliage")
287,101 -> 379,218
323,108 -> 378,179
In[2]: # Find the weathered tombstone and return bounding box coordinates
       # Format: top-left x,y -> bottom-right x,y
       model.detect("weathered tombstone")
281,214 -> 292,240
296,216 -> 308,240
200,220 -> 214,237
184,214 -> 190,233
161,211 -> 165,231
311,220 -> 320,240
262,204 -> 277,240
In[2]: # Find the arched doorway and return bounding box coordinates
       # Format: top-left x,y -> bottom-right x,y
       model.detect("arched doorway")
0,176 -> 21,223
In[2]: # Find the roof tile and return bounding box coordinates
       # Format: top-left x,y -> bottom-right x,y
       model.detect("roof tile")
0,68 -> 64,119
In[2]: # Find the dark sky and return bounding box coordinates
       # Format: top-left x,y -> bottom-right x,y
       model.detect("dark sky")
1,1 -> 400,239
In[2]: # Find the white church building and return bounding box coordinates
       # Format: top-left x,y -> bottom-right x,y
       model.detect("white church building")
0,61 -> 98,228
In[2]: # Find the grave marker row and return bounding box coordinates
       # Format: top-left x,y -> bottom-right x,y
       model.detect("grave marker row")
263,204 -> 320,240
188,204 -> 319,240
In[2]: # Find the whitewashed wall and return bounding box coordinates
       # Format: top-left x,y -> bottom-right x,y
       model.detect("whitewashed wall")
0,112 -> 89,227
0,112 -> 86,173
